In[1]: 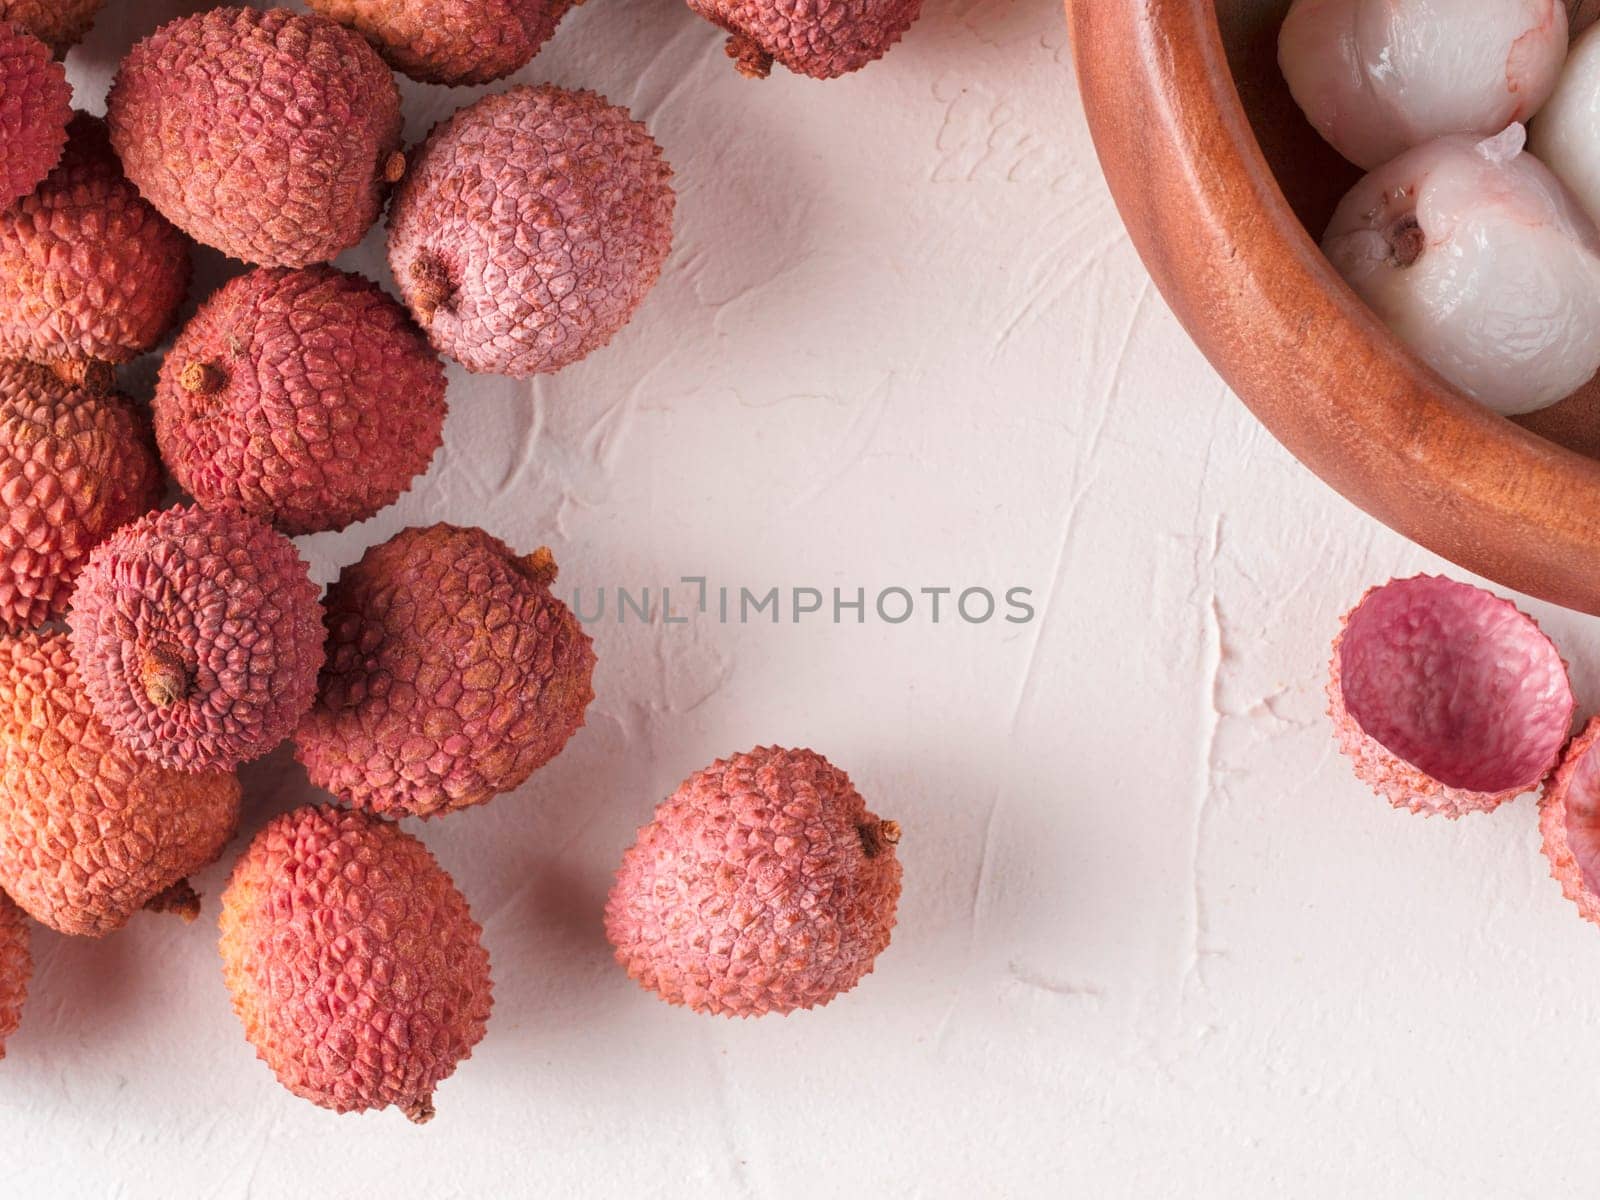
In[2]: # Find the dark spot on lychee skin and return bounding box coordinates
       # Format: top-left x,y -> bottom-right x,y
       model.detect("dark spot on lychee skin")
858,819 -> 901,858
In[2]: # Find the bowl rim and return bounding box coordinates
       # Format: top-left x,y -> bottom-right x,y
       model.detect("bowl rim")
1067,0 -> 1600,615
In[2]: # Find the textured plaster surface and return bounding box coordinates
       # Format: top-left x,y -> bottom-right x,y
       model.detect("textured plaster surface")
8,1 -> 1600,1196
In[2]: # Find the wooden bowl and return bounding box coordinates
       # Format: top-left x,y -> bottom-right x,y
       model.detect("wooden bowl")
1067,0 -> 1600,615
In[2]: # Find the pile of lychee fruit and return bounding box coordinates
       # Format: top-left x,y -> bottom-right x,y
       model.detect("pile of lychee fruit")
0,0 -> 918,1122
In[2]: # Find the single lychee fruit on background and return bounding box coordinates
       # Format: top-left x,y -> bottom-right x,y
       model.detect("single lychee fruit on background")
304,0 -> 575,86
0,632 -> 241,937
0,358 -> 163,635
153,266 -> 446,536
1328,575 -> 1575,818
1280,0 -> 1567,171
0,114 -> 191,372
107,7 -> 405,269
0,22 -> 70,208
688,0 -> 925,79
1322,125 -> 1600,416
1538,716 -> 1600,927
219,805 -> 493,1122
605,746 -> 903,1017
0,891 -> 28,1059
68,505 -> 324,773
0,0 -> 106,55
294,525 -> 596,818
387,85 -> 675,378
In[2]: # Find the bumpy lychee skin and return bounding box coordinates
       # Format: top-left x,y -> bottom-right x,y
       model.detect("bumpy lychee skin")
605,746 -> 902,1017
0,0 -> 106,55
295,525 -> 595,819
1328,576 -> 1574,817
688,0 -> 924,79
1539,716 -> 1600,927
0,359 -> 163,635
153,267 -> 447,536
68,505 -> 324,773
0,891 -> 28,1059
304,0 -> 575,86
0,114 -> 191,371
0,22 -> 69,208
387,86 -> 675,378
107,8 -> 405,269
219,805 -> 493,1122
0,632 -> 242,937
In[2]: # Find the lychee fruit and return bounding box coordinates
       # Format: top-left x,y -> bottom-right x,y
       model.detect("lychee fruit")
0,0 -> 106,55
0,358 -> 163,635
1280,0 -> 1567,171
304,0 -> 575,86
0,891 -> 27,1059
219,804 -> 492,1122
0,114 -> 191,373
688,0 -> 925,80
605,746 -> 903,1017
153,267 -> 446,537
0,21 -> 69,208
0,632 -> 242,937
68,505 -> 324,773
387,86 -> 675,378
107,8 -> 405,269
1328,575 -> 1574,817
294,524 -> 596,819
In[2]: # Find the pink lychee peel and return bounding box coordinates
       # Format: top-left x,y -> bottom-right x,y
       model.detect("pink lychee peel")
1327,575 -> 1574,817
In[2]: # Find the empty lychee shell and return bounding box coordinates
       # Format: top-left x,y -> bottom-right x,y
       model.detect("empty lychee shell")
1538,716 -> 1600,925
1327,575 -> 1574,816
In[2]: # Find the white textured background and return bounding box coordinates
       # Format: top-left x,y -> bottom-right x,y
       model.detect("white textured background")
7,1 -> 1600,1196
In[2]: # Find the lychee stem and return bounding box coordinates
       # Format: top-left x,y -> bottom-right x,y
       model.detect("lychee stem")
383,151 -> 407,185
50,358 -> 113,395
141,646 -> 191,708
519,546 -> 559,587
858,819 -> 901,858
180,360 -> 227,396
404,1095 -> 437,1125
725,33 -> 773,79
145,879 -> 201,923
410,256 -> 455,324
1389,217 -> 1426,269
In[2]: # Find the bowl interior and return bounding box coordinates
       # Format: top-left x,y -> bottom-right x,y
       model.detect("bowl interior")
1217,0 -> 1600,461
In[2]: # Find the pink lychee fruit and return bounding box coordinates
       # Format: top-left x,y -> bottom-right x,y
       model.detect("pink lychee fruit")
605,746 -> 902,1017
0,20 -> 69,208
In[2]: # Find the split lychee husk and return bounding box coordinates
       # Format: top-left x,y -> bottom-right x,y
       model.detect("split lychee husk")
1327,575 -> 1574,817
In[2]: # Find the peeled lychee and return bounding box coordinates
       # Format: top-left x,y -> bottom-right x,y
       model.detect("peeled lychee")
0,0 -> 106,55
0,632 -> 241,937
1280,0 -> 1568,170
605,746 -> 902,1017
1532,22 -> 1600,229
0,114 -> 191,373
1328,576 -> 1574,817
68,505 -> 324,773
689,0 -> 924,79
0,891 -> 27,1059
219,805 -> 492,1122
107,8 -> 405,269
0,359 -> 163,635
304,0 -> 574,86
294,525 -> 595,819
153,266 -> 446,536
1323,125 -> 1600,416
0,21 -> 69,208
387,86 -> 675,378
